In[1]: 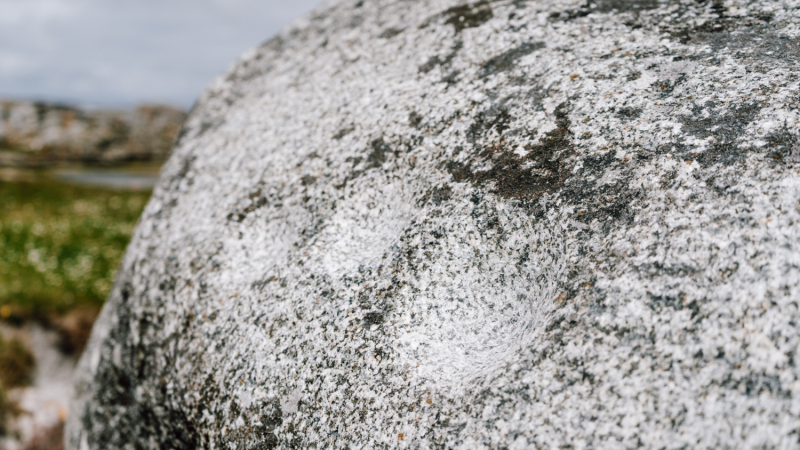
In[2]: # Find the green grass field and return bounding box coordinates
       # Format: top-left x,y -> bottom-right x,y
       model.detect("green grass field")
0,178 -> 150,318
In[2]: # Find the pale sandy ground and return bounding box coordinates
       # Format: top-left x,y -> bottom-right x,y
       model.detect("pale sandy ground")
1,324 -> 74,450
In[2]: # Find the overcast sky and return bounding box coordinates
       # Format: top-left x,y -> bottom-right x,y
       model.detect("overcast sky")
0,0 -> 323,110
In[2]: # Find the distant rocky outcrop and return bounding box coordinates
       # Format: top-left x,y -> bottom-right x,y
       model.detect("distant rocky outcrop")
0,101 -> 186,166
68,0 -> 800,448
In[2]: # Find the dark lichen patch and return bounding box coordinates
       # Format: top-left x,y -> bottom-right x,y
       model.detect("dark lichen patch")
478,42 -> 545,79
418,57 -> 439,74
95,362 -> 134,407
616,107 -> 642,119
729,373 -> 791,398
367,138 -> 391,168
679,102 -> 763,166
261,399 -> 284,427
261,433 -> 280,450
443,1 -> 493,33
690,30 -> 800,60
652,75 -> 685,98
467,108 -> 513,140
419,41 -> 463,74
448,103 -> 573,201
168,155 -> 196,188
763,125 -> 800,163
626,71 -> 641,81
551,0 -> 660,21
686,0 -> 730,34
251,275 -> 277,291
227,189 -> 269,222
666,2 -> 781,47
558,151 -> 641,228
647,292 -> 701,320
379,27 -> 404,39
442,70 -> 461,85
680,101 -> 760,139
409,111 -> 423,128
336,137 -> 419,190
333,126 -> 354,139
420,186 -> 452,206
220,399 -> 283,450
594,0 -> 660,13
363,312 -> 385,326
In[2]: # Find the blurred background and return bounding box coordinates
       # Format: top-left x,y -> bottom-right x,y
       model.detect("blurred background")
0,0 -> 322,448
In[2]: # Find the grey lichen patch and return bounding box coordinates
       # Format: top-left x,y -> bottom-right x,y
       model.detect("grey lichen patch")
69,0 -> 800,448
677,101 -> 764,165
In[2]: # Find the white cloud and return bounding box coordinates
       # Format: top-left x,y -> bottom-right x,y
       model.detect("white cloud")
0,0 -> 79,26
0,0 -> 323,108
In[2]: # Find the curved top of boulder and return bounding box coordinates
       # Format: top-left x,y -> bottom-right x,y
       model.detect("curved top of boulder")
68,0 -> 800,448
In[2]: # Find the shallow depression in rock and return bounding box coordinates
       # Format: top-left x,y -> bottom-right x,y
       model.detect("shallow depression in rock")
393,199 -> 566,389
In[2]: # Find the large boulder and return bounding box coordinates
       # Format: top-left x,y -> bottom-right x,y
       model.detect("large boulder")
68,0 -> 800,448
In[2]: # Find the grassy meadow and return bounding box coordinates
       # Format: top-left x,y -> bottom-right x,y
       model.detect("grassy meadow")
0,176 -> 151,319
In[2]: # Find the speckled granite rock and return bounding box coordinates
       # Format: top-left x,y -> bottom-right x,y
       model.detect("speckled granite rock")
68,0 -> 800,448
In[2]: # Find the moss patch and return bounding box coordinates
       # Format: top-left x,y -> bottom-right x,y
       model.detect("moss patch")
0,335 -> 35,388
0,334 -> 35,436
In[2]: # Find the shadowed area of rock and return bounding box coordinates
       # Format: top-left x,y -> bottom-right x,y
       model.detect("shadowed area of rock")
68,0 -> 800,448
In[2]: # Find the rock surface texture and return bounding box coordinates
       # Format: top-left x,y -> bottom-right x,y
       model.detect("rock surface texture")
69,0 -> 800,448
0,102 -> 186,165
